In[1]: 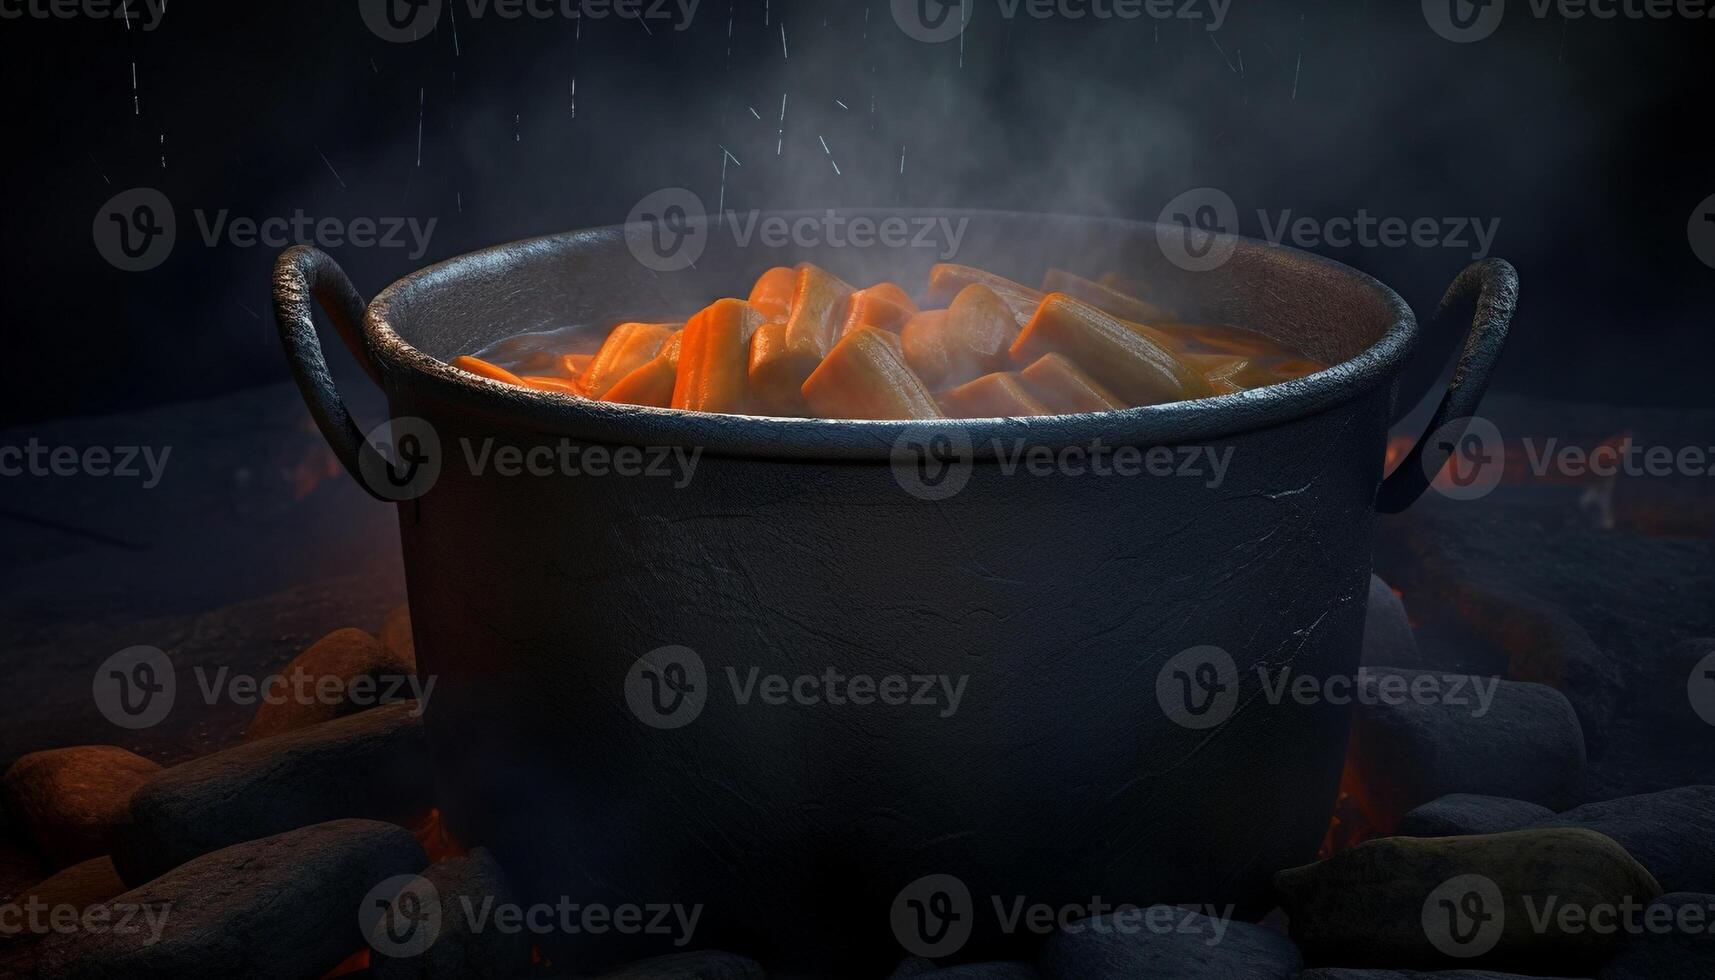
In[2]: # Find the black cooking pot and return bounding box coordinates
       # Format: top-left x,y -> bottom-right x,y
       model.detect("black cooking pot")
273,211 -> 1515,974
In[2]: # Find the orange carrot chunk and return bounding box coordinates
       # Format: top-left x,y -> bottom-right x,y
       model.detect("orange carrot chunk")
748,321 -> 818,417
520,375 -> 583,396
557,353 -> 595,382
748,266 -> 798,322
927,264 -> 1044,326
452,355 -> 525,387
784,263 -> 855,361
901,284 -> 1018,388
604,356 -> 678,407
1010,293 -> 1212,406
1019,354 -> 1124,414
838,282 -> 919,337
582,322 -> 674,399
674,299 -> 766,414
941,372 -> 1051,419
1042,268 -> 1177,323
802,327 -> 944,421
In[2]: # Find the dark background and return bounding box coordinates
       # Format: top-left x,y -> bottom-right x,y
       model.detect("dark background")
1,0 -> 1710,426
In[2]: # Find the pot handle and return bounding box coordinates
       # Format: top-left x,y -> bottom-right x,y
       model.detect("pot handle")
1375,258 -> 1519,514
272,245 -> 391,503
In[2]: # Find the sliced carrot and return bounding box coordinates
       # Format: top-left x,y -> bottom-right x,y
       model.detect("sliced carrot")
1010,293 -> 1212,406
838,282 -> 919,337
748,266 -> 798,322
901,284 -> 1017,388
1043,268 -> 1176,322
604,356 -> 678,407
927,264 -> 1043,326
520,375 -> 583,396
802,327 -> 943,421
557,353 -> 595,381
582,322 -> 674,398
1018,354 -> 1123,414
659,329 -> 686,369
941,372 -> 1051,419
1185,323 -> 1289,358
452,355 -> 525,387
784,263 -> 855,360
674,299 -> 765,414
748,321 -> 819,417
1268,357 -> 1327,380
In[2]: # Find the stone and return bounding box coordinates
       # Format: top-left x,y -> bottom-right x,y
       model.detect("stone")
1397,795 -> 1556,838
1296,971 -> 1583,979
22,855 -> 127,911
1529,787 -> 1715,893
1348,669 -> 1585,831
590,950 -> 765,978
1,746 -> 161,869
244,627 -> 418,741
1598,892 -> 1715,980
34,818 -> 426,979
370,847 -> 533,980
380,605 -> 417,663
915,964 -> 1038,978
1361,575 -> 1417,667
1038,908 -> 1302,980
1274,829 -> 1660,970
112,701 -> 434,885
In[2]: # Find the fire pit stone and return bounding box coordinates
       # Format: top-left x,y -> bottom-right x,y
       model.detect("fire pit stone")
1361,575 -> 1417,667
242,626 -> 417,741
1036,908 -> 1302,980
34,818 -> 427,980
1524,785 -> 1715,893
1396,795 -> 1556,838
1597,892 -> 1715,980
1,745 -> 160,869
369,846 -> 533,980
111,700 -> 433,885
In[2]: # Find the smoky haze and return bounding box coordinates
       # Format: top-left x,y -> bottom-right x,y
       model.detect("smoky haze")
1,0 -> 1710,425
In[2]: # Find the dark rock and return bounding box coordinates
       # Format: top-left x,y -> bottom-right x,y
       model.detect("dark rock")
1529,787 -> 1715,893
23,855 -> 127,910
1,746 -> 160,869
1361,575 -> 1417,667
0,833 -> 44,902
370,847 -> 533,980
1598,892 -> 1715,980
245,627 -> 418,741
915,964 -> 1038,979
1296,970 -> 1584,979
1274,829 -> 1660,970
34,819 -> 426,979
1348,669 -> 1585,830
1397,795 -> 1556,838
1038,908 -> 1302,980
887,957 -> 937,978
113,701 -> 433,885
380,605 -> 416,664
588,950 -> 764,978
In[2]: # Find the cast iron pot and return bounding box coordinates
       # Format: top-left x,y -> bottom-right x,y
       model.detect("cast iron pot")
273,211 -> 1516,974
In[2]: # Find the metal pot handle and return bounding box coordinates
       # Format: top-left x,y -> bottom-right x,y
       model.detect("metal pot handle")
272,245 -> 391,502
1375,258 -> 1519,514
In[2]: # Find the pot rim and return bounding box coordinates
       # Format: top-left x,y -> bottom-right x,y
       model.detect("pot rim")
363,209 -> 1417,460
